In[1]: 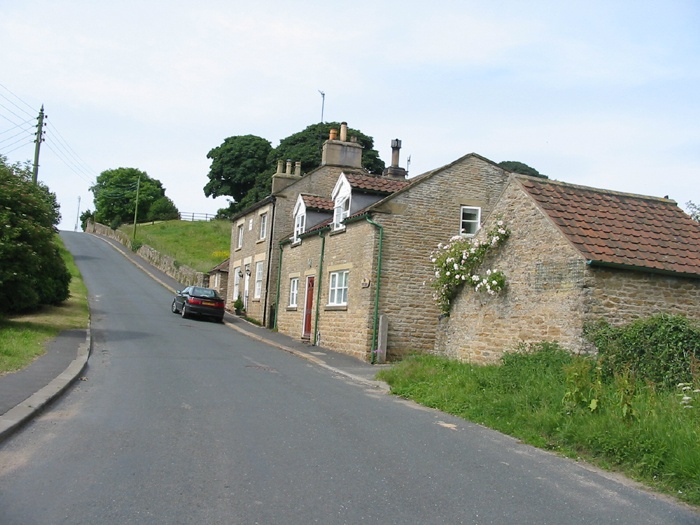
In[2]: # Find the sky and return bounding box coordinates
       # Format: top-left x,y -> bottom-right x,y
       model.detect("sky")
1,1 -> 699,231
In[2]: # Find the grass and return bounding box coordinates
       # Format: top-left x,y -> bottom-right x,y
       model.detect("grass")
0,236 -> 89,375
120,220 -> 231,273
377,347 -> 700,507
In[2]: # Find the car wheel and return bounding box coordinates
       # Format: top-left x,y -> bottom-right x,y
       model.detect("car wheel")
171,300 -> 178,314
181,304 -> 188,318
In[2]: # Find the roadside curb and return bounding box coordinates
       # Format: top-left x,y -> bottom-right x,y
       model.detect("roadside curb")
0,328 -> 92,442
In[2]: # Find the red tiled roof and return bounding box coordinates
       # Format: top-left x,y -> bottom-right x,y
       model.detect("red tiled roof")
301,194 -> 334,211
344,171 -> 410,194
518,176 -> 700,277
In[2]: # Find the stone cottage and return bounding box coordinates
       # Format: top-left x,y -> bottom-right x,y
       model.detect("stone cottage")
435,174 -> 700,364
226,122 -> 370,326
274,151 -> 511,362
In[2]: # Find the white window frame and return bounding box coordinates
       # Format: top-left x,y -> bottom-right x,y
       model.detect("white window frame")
293,212 -> 305,243
232,266 -> 241,300
460,206 -> 481,237
333,197 -> 350,231
289,277 -> 299,307
236,224 -> 244,249
328,270 -> 349,306
254,261 -> 264,299
259,213 -> 268,240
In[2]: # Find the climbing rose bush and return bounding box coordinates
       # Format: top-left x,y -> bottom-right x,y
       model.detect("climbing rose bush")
430,221 -> 510,315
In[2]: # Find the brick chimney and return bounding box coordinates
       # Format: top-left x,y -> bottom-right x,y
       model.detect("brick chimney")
321,121 -> 363,168
382,139 -> 407,179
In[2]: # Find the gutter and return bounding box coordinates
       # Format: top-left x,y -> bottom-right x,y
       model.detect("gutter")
262,196 -> 276,327
274,241 -> 284,331
586,260 -> 700,281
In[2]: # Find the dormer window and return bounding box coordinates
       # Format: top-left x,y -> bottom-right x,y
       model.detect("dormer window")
292,195 -> 307,243
333,197 -> 350,230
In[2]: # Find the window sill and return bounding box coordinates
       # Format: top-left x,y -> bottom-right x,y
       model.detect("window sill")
286,306 -> 298,311
324,304 -> 348,311
329,227 -> 346,236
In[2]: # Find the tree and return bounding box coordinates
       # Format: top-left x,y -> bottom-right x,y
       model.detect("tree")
204,123 -> 385,216
0,156 -> 70,314
686,201 -> 700,222
498,161 -> 547,178
90,167 -> 178,227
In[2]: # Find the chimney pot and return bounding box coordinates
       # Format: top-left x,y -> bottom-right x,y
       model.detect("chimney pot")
390,138 -> 401,168
276,159 -> 284,174
329,128 -> 338,140
340,122 -> 348,142
294,161 -> 302,176
286,159 -> 292,174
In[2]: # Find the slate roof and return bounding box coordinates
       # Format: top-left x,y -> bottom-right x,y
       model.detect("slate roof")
301,194 -> 334,211
210,259 -> 230,273
344,171 -> 410,194
518,176 -> 700,278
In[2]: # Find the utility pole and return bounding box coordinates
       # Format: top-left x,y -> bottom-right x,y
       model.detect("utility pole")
74,196 -> 81,232
132,174 -> 141,240
318,90 -> 325,123
32,105 -> 46,184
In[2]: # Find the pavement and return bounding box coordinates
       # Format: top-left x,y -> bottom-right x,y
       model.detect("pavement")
0,233 -> 390,443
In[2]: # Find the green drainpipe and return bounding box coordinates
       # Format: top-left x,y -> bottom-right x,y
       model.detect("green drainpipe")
365,216 -> 384,364
313,230 -> 326,346
274,242 -> 284,331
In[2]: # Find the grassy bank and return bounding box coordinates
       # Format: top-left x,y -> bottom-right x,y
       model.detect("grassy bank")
0,237 -> 88,374
377,347 -> 700,507
121,219 -> 231,273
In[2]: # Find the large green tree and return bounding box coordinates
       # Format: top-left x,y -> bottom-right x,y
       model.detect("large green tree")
90,167 -> 178,227
0,156 -> 70,314
204,123 -> 385,216
498,161 -> 547,178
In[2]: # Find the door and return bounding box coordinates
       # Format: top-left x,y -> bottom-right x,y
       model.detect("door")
302,276 -> 314,339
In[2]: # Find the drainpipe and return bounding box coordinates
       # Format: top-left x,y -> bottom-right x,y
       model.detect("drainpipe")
313,230 -> 326,346
262,197 -> 276,327
274,241 -> 284,331
365,216 -> 384,364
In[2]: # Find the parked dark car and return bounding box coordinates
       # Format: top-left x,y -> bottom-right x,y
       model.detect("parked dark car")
171,286 -> 225,322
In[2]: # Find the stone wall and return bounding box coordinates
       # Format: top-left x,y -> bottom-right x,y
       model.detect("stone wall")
374,154 -> 510,359
434,179 -> 700,364
276,223 -> 377,361
87,221 -> 208,288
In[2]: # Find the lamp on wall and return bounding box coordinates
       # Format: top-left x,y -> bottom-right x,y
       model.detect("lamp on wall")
245,268 -> 251,276
238,270 -> 243,278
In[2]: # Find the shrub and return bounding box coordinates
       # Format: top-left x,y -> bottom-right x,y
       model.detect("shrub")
584,314 -> 700,389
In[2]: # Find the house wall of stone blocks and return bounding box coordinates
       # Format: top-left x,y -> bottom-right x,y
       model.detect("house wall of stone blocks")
371,155 -> 510,360
434,178 -> 700,364
276,223 -> 378,361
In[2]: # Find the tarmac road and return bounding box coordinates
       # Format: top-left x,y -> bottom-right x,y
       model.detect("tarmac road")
0,231 -> 697,524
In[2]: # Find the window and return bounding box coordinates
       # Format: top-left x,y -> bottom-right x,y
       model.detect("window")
289,277 -> 299,307
328,270 -> 349,306
259,213 -> 268,240
293,212 -> 305,243
460,206 -> 481,237
232,267 -> 241,300
333,197 -> 350,230
236,224 -> 244,249
254,261 -> 264,299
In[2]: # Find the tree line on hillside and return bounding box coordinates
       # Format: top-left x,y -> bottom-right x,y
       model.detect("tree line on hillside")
0,155 -> 70,314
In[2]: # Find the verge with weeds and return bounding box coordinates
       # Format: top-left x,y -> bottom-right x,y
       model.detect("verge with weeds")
0,236 -> 88,375
377,340 -> 700,507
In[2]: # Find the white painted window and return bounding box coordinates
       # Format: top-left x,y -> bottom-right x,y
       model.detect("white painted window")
254,261 -> 264,298
460,206 -> 481,237
259,213 -> 268,240
232,266 -> 241,300
328,270 -> 349,306
333,198 -> 350,231
293,212 -> 305,243
289,277 -> 299,307
236,224 -> 244,249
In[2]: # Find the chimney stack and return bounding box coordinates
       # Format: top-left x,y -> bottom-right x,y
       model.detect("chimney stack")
321,120 -> 363,168
382,138 -> 407,179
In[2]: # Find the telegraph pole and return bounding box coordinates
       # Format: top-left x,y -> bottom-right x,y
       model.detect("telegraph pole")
32,105 -> 46,184
318,90 -> 325,123
74,196 -> 81,232
132,174 -> 141,240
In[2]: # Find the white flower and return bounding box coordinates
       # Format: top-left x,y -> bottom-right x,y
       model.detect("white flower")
486,269 -> 492,276
446,271 -> 451,276
497,220 -> 504,226
472,275 -> 480,282
435,271 -> 440,277
453,263 -> 459,270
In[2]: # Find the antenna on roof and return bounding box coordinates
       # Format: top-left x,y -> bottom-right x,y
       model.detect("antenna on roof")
406,155 -> 411,174
318,90 -> 325,123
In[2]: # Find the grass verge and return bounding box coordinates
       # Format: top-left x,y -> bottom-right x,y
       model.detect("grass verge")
0,236 -> 89,375
121,220 -> 231,273
377,347 -> 700,507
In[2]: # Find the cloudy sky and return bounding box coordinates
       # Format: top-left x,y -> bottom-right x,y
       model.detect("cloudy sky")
2,1 -> 699,231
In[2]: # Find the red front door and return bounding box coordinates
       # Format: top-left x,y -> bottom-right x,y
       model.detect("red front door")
303,276 -> 314,339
